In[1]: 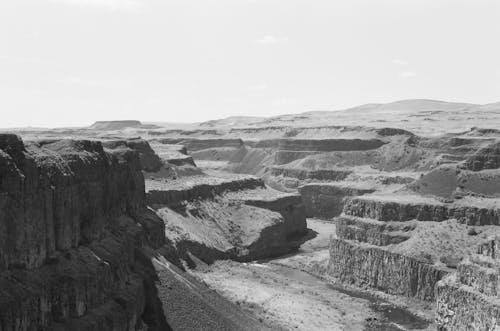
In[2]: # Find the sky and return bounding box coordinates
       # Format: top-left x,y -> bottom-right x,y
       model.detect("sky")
0,0 -> 499,128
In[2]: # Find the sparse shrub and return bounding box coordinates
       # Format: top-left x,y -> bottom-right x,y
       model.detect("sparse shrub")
468,227 -> 478,236
417,252 -> 434,264
440,255 -> 462,268
284,128 -> 299,137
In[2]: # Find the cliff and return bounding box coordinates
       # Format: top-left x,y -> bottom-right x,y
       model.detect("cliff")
0,134 -> 168,330
436,237 -> 500,330
464,141 -> 500,171
146,175 -> 307,265
328,238 -> 448,301
156,138 -> 244,152
146,175 -> 264,208
344,195 -> 500,225
299,183 -> 374,218
270,166 -> 352,181
274,138 -> 386,164
0,134 -> 266,331
103,138 -> 163,172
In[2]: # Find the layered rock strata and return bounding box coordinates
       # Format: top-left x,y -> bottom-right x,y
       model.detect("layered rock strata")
327,212 -> 451,301
344,195 -> 500,225
0,134 -> 168,330
146,175 -> 264,208
102,138 -> 163,172
156,138 -> 244,152
274,138 -> 386,164
436,237 -> 500,330
270,166 -> 352,181
145,175 -> 307,265
464,141 -> 500,171
299,184 -> 375,218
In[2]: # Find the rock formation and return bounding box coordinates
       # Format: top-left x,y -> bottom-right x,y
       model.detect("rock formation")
0,134 -> 167,330
464,142 -> 500,171
436,237 -> 500,330
299,183 -> 374,218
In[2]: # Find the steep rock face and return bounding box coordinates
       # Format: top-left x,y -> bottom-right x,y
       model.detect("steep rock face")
278,139 -> 387,152
103,138 -> 163,172
154,199 -> 303,266
464,142 -> 500,171
225,188 -> 307,237
0,134 -> 169,330
274,138 -> 386,165
146,176 -> 264,208
344,196 -> 500,225
0,135 -> 144,271
328,238 -> 448,301
299,184 -> 374,218
436,275 -> 500,331
146,176 -> 307,264
335,217 -> 412,246
436,237 -> 500,330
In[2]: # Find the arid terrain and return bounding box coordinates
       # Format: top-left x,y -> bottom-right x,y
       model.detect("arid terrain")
3,99 -> 500,330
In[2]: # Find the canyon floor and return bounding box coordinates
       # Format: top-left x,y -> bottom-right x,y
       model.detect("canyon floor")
192,219 -> 434,331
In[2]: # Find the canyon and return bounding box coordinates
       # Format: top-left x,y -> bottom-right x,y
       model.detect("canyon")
3,99 -> 500,330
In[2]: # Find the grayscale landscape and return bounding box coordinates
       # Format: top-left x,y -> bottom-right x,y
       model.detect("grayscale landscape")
2,99 -> 500,330
1,0 -> 499,330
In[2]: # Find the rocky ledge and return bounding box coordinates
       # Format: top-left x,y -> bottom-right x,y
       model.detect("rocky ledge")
274,138 -> 386,164
146,174 -> 264,208
270,166 -> 352,181
145,174 -> 307,265
327,216 -> 449,301
344,194 -> 500,225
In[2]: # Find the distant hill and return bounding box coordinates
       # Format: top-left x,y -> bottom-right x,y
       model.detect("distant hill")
340,99 -> 476,114
89,120 -> 161,131
193,99 -> 500,136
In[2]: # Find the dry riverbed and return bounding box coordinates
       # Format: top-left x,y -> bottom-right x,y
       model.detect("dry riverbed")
192,219 -> 435,330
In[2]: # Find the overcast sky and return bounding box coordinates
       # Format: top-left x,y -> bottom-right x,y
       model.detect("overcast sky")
0,0 -> 499,127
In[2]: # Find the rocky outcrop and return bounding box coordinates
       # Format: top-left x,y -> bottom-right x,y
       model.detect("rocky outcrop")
146,176 -> 264,208
156,138 -> 244,152
278,139 -> 387,152
225,188 -> 308,237
153,198 -> 306,266
0,134 -> 170,330
0,136 -> 145,270
328,237 -> 448,301
270,166 -> 352,181
464,142 -> 500,171
335,217 -> 413,246
327,214 -> 451,301
344,196 -> 500,225
103,138 -> 163,172
299,184 -> 374,218
149,142 -> 197,167
436,237 -> 500,330
146,173 -> 307,265
274,139 -> 386,165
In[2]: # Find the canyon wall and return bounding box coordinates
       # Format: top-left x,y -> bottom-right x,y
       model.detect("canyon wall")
436,237 -> 500,330
344,196 -> 500,225
299,184 -> 374,218
328,238 -> 448,301
0,134 -> 169,330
